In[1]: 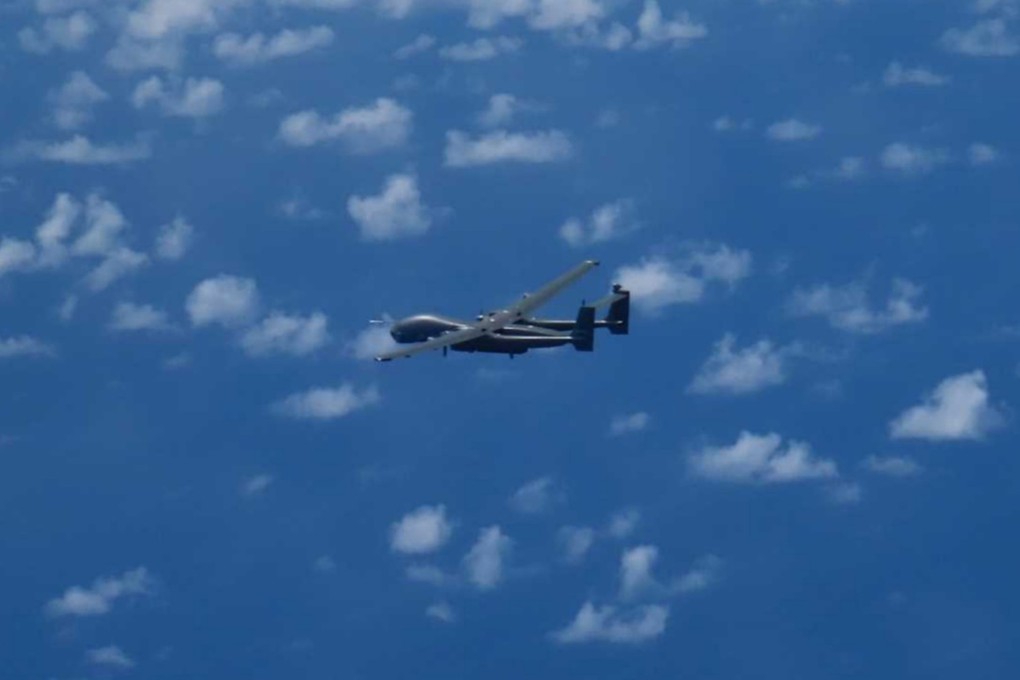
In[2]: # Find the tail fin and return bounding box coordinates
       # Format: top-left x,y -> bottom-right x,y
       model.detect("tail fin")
571,306 -> 596,352
606,285 -> 630,335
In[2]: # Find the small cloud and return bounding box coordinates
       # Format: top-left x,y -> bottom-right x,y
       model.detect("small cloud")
509,476 -> 561,514
48,71 -> 108,130
240,312 -> 330,357
634,1 -> 707,50
426,601 -> 456,623
825,482 -> 863,506
439,36 -> 522,62
86,645 -> 134,670
688,335 -> 789,395
606,508 -> 640,539
444,129 -> 572,167
477,93 -> 537,128
394,33 -> 435,59
863,455 -> 923,477
610,412 -> 650,436
132,76 -> 225,118
882,62 -> 950,87
279,98 -> 412,153
84,248 -> 149,291
390,505 -> 452,554
11,135 -> 151,165
880,143 -> 950,175
968,142 -> 1001,165
45,567 -> 153,618
550,602 -> 668,644
766,119 -> 822,141
109,302 -> 173,332
155,217 -> 194,260
941,18 -> 1019,57
890,370 -> 1003,441
712,115 -> 752,132
689,431 -> 838,484
273,383 -> 380,420
463,526 -> 512,590
347,173 -> 432,241
787,278 -> 927,333
0,336 -> 55,359
19,10 -> 96,54
241,474 -> 273,496
558,526 -> 596,564
313,556 -> 336,573
213,26 -> 334,66
559,200 -> 638,248
348,322 -> 399,360
186,275 -> 260,328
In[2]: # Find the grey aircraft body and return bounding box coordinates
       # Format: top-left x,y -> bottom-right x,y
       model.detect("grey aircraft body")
375,260 -> 629,362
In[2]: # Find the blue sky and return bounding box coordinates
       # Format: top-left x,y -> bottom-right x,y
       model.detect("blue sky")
2,0 -> 1020,677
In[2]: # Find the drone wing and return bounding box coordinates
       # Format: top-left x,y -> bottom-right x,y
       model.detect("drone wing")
374,326 -> 485,362
482,260 -> 600,330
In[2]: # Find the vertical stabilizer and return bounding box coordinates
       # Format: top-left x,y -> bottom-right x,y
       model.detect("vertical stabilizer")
571,306 -> 596,352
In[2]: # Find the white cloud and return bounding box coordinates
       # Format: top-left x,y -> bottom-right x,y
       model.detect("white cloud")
614,244 -> 752,314
478,93 -> 533,128
36,193 -> 80,266
444,129 -> 572,166
863,455 -> 922,477
132,76 -> 225,118
349,323 -> 400,360
880,143 -> 950,175
463,526 -> 511,590
0,336 -> 55,359
968,142 -> 1001,165
439,36 -> 522,61
882,62 -> 949,87
155,217 -> 194,260
610,412 -> 650,436
766,119 -> 822,141
86,646 -> 134,670
0,238 -> 37,277
273,383 -> 380,420
73,194 -> 127,256
606,508 -> 640,538
620,545 -> 659,600
391,505 -> 452,554
689,431 -> 838,484
551,602 -> 668,644
788,278 -> 928,333
85,247 -> 149,291
529,0 -> 604,30
672,555 -> 723,595
405,564 -> 452,586
634,0 -> 707,49
106,36 -> 184,72
688,335 -> 788,395
45,567 -> 152,617
712,116 -> 752,132
19,10 -> 96,54
347,174 -> 432,241
509,476 -> 559,514
890,371 -> 1003,441
942,19 -> 1019,57
559,200 -> 637,247
16,135 -> 151,165
214,26 -> 334,65
186,275 -> 260,328
109,302 -> 172,332
394,33 -> 436,59
826,482 -> 863,506
558,526 -> 596,564
241,474 -> 273,496
426,601 -> 456,623
48,71 -> 108,130
240,312 -> 330,356
279,98 -> 412,152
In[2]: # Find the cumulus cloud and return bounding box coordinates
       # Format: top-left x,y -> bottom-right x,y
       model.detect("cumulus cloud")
391,505 -> 453,554
45,567 -> 153,617
688,335 -> 789,395
279,98 -> 412,152
883,62 -> 949,87
551,602 -> 668,644
0,336 -> 55,359
48,71 -> 108,130
155,217 -> 194,260
509,476 -> 560,514
109,302 -> 172,332
477,93 -> 536,128
439,36 -> 522,61
890,371 -> 1003,441
619,547 -> 722,600
880,143 -> 950,175
13,135 -> 151,165
766,119 -> 822,141
558,526 -> 596,564
863,455 -> 923,477
606,508 -> 640,538
348,322 -> 400,359
394,33 -> 436,59
86,646 -> 134,670
826,482 -> 863,506
241,473 -> 273,496
968,142 -> 1001,165
186,275 -> 260,328
426,601 -> 456,623
214,26 -> 334,65
273,383 -> 380,420
19,10 -> 96,53
788,278 -> 927,333
239,312 -> 330,356
347,174 -> 432,241
559,200 -> 637,247
689,431 -> 838,484
634,0 -> 707,49
463,526 -> 511,590
0,239 -> 38,278
610,412 -> 650,436
444,129 -> 572,166
85,248 -> 149,291
132,76 -> 225,118
614,244 -> 752,314
941,19 -> 1019,57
